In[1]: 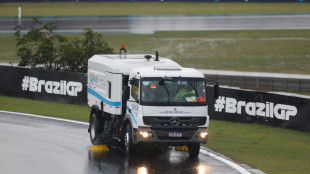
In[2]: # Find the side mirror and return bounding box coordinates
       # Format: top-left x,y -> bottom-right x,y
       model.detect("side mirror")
214,83 -> 219,99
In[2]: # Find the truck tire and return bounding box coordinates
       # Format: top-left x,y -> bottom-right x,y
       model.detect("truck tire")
124,124 -> 134,155
90,113 -> 103,144
188,144 -> 200,157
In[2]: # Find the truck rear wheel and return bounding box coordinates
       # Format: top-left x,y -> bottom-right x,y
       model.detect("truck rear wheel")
124,124 -> 134,155
90,113 -> 103,144
188,144 -> 200,157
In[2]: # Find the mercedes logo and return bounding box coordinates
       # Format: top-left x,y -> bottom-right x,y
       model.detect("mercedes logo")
170,117 -> 180,126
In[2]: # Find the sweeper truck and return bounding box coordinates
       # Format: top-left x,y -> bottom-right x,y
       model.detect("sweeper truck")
87,46 -> 218,157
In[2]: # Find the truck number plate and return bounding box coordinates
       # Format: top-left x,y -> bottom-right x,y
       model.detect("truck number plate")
168,132 -> 182,137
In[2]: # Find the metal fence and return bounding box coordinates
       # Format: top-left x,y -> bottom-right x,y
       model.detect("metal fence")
204,74 -> 310,92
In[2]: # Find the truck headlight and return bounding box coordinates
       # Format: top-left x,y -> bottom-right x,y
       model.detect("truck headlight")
200,132 -> 208,138
139,131 -> 152,138
197,131 -> 208,138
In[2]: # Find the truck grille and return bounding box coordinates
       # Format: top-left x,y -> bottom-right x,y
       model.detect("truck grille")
143,116 -> 206,129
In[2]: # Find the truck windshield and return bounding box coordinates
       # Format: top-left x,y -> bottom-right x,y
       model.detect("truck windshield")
140,77 -> 207,106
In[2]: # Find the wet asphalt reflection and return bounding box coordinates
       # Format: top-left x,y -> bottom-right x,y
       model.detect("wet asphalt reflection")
89,147 -> 211,174
1,15 -> 310,33
0,112 -> 238,174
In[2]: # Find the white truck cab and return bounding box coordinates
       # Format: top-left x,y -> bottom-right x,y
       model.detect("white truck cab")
87,48 -> 218,157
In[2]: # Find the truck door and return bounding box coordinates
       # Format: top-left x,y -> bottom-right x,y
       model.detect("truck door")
127,78 -> 140,128
104,73 -> 122,115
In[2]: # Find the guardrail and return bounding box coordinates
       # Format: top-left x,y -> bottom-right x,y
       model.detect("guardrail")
201,70 -> 310,92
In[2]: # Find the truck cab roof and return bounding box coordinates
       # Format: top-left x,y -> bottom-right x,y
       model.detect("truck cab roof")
88,54 -> 182,75
131,67 -> 205,79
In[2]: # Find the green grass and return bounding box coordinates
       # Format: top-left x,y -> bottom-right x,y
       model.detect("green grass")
0,95 -> 89,121
205,120 -> 310,174
0,35 -> 18,63
2,30 -> 310,74
0,95 -> 309,174
1,2 -> 310,17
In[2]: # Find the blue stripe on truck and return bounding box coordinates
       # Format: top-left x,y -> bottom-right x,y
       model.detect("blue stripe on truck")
88,88 -> 121,107
126,106 -> 138,125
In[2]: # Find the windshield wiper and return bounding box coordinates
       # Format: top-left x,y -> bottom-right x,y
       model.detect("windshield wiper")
159,78 -> 171,104
189,81 -> 198,96
163,84 -> 171,104
189,81 -> 200,104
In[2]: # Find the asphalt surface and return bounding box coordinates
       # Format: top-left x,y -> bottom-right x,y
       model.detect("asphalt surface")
0,111 -> 246,174
1,14 -> 310,34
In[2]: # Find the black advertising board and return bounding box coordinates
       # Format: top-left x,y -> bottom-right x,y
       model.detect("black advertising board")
1,65 -> 309,132
207,86 -> 310,132
0,65 -> 87,105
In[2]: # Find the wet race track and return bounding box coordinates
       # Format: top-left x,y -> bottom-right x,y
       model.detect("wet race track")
0,111 -> 247,174
1,15 -> 310,34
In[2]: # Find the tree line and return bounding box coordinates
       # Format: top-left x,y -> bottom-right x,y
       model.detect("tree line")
14,18 -> 114,73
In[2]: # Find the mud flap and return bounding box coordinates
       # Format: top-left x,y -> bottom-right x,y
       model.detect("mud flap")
89,144 -> 109,152
174,145 -> 188,151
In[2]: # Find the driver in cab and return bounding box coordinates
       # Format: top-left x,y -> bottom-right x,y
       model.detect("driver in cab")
176,83 -> 195,98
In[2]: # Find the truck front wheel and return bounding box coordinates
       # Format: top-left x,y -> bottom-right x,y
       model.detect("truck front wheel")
188,144 -> 200,157
90,113 -> 102,144
124,124 -> 134,155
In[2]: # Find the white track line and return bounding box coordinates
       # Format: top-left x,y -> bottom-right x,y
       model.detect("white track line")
200,147 -> 251,174
0,110 -> 251,174
0,110 -> 88,125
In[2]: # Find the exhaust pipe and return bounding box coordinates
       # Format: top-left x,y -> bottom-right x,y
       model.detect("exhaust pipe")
155,51 -> 159,61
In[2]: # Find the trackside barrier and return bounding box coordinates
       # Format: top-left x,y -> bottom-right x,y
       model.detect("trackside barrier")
207,86 -> 310,132
0,65 -> 87,105
202,72 -> 310,93
1,65 -> 309,132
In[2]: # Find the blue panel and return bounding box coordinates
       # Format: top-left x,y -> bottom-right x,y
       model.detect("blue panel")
88,88 -> 121,107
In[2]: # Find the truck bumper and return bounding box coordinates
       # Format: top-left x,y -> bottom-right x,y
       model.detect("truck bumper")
133,127 -> 208,145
